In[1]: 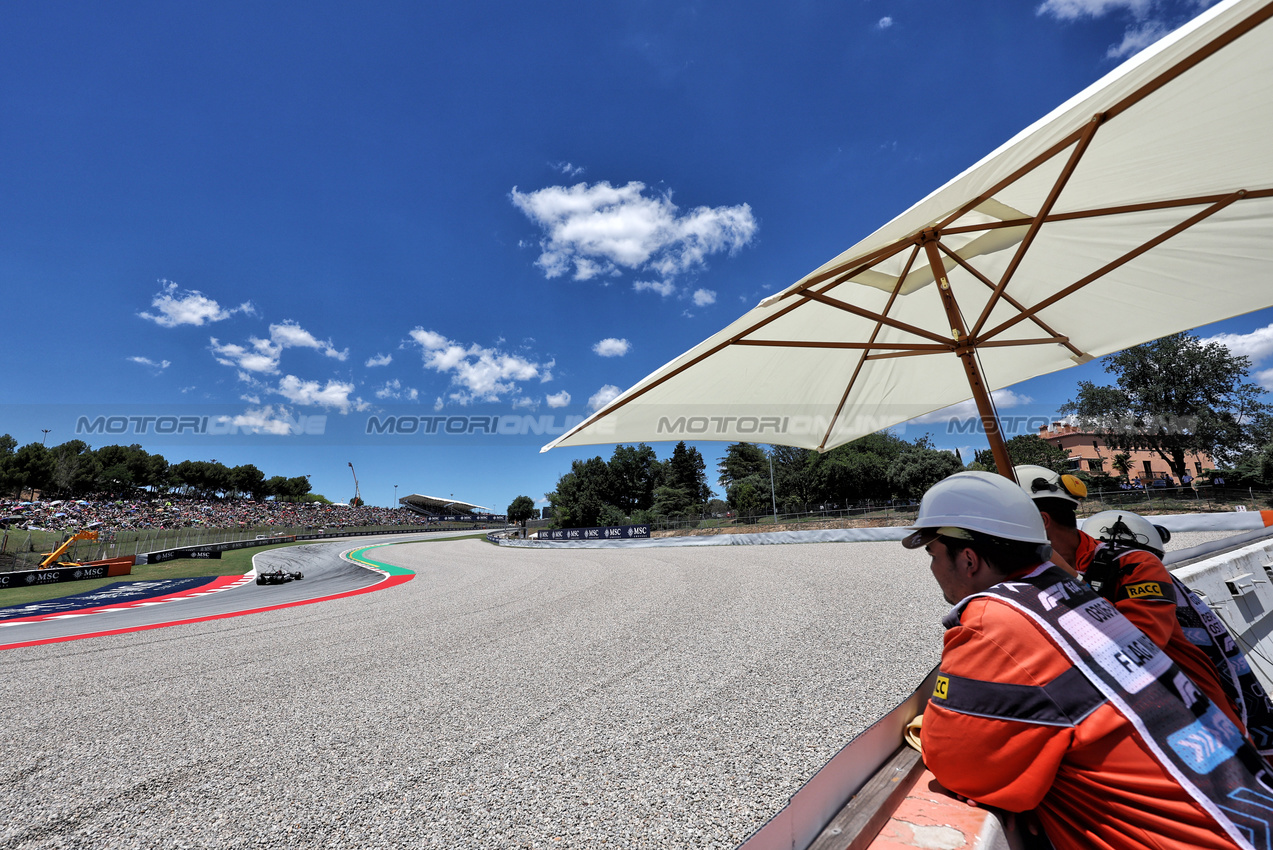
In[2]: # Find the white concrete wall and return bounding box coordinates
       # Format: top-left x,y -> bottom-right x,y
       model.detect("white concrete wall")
1175,535 -> 1273,689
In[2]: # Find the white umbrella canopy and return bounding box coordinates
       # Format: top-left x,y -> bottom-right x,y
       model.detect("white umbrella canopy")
543,0 -> 1273,472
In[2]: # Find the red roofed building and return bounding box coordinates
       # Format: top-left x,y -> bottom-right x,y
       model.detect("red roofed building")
1036,422 -> 1212,487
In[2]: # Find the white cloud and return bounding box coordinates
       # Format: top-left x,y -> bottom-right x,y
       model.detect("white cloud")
127,356 -> 171,370
210,337 -> 281,374
374,379 -> 419,401
588,384 -> 622,412
512,396 -> 538,410
510,180 -> 757,283
692,288 -> 716,307
409,328 -> 554,405
546,391 -> 571,408
216,405 -> 298,436
209,320 -> 347,374
877,16 -> 894,29
274,375 -> 366,413
365,353 -> 393,367
1106,20 -> 1173,57
1037,0 -> 1153,20
907,389 -> 1034,425
634,279 -> 678,297
139,280 -> 255,328
593,338 -> 630,357
1036,0 -> 1217,59
1256,368 -> 1273,393
552,161 -> 586,177
1203,324 -> 1273,365
269,320 -> 348,361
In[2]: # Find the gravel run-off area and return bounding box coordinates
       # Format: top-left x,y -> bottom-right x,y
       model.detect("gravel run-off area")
0,531 -> 1236,849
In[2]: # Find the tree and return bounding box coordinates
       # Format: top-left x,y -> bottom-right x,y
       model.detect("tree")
49,440 -> 100,496
664,442 -> 712,509
11,443 -> 53,497
816,431 -> 914,505
507,495 -> 536,527
886,448 -> 965,499
1060,333 -> 1268,479
0,434 -> 19,497
608,444 -> 659,513
770,445 -> 819,511
650,484 -> 693,519
972,434 -> 1071,474
1111,452 -> 1133,481
286,476 -> 312,501
232,464 -> 267,500
727,480 -> 766,520
717,443 -> 768,492
263,475 -> 289,500
548,456 -> 613,528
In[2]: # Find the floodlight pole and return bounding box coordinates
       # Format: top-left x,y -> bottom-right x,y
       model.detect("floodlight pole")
921,232 -> 1017,484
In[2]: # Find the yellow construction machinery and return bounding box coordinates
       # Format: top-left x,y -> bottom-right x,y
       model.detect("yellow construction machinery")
39,530 -> 99,568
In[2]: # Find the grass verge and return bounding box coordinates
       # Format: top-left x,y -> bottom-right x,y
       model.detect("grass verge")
0,540 -> 316,608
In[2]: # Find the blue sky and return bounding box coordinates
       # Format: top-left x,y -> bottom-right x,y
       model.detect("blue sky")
4,0 -> 1271,510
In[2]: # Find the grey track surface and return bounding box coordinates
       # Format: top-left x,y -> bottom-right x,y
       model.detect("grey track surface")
0,533 -> 438,647
0,530 -> 1244,849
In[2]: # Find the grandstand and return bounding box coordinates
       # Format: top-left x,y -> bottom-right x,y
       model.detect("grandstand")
398,494 -> 498,522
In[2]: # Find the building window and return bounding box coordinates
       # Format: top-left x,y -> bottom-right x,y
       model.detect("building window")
1088,457 -> 1105,472
1066,457 -> 1082,471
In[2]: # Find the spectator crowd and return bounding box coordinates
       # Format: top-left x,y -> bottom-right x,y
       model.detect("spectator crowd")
1,497 -> 424,533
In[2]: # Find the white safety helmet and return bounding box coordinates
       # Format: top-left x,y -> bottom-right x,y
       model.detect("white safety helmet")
1015,464 -> 1088,507
1081,510 -> 1171,557
902,471 -> 1051,550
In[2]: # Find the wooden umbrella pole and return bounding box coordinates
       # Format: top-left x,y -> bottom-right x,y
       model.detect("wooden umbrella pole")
921,233 -> 1017,484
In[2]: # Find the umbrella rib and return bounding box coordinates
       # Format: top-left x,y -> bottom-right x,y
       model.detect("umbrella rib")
977,336 -> 1072,348
934,239 -> 1087,360
1101,1 -> 1273,124
981,190 -> 1247,341
797,290 -> 954,346
765,3 -> 1273,313
932,1 -> 1273,235
818,244 -> 922,450
971,117 -> 1103,339
862,336 -> 1070,360
734,340 -> 946,351
769,240 -> 915,305
546,269 -> 881,440
940,189 -> 1273,234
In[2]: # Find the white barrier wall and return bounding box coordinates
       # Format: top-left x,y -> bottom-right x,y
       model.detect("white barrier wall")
1175,534 -> 1273,690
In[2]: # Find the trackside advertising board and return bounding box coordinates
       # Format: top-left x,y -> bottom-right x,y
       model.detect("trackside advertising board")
0,564 -> 113,588
537,525 -> 651,541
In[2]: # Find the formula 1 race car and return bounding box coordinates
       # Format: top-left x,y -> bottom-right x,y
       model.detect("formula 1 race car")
256,567 -> 304,585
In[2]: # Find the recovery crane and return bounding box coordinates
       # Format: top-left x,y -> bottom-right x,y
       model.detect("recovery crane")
39,529 -> 99,568
348,462 -> 363,507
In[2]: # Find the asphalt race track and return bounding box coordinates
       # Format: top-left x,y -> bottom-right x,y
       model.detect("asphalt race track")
0,532 -> 473,650
0,530 -> 1243,849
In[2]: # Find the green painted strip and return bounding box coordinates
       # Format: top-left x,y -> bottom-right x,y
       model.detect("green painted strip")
347,544 -> 416,576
